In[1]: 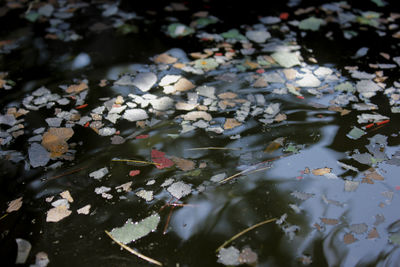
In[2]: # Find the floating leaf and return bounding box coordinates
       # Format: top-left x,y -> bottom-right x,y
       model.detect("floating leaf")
15,238 -> 31,264
46,205 -> 72,222
349,223 -> 368,234
129,170 -> 141,177
194,58 -> 219,70
224,118 -> 242,130
109,214 -> 160,245
167,181 -> 191,199
344,233 -> 357,244
66,82 -> 88,94
271,52 -> 301,68
367,228 -> 380,239
298,17 -> 325,31
41,128 -> 74,157
151,149 -> 174,169
217,246 -> 240,266
238,247 -> 258,265
77,205 -> 91,215
347,127 -> 366,140
321,218 -> 339,225
221,29 -> 246,40
312,168 -> 331,176
264,137 -> 285,153
335,82 -> 355,92
171,156 -> 195,171
7,197 -> 23,213
167,23 -> 195,38
154,53 -> 177,64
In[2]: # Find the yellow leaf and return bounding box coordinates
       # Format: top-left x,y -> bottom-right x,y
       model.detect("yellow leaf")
312,168 -> 331,176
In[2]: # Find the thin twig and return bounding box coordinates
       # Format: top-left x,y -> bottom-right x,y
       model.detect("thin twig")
216,218 -> 277,253
47,166 -> 87,181
163,205 -> 175,235
158,197 -> 174,213
105,230 -> 162,266
185,147 -> 241,151
219,153 -> 293,184
112,159 -> 160,166
0,213 -> 8,221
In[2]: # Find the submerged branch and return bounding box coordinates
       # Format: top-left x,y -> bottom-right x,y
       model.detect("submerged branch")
105,230 -> 163,266
112,159 -> 160,166
216,218 -> 277,253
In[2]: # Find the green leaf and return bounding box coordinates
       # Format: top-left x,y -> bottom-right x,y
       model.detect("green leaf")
194,58 -> 219,70
347,127 -> 366,140
335,82 -> 355,92
194,17 -> 218,28
284,144 -> 301,154
167,23 -> 195,38
271,52 -> 301,68
117,24 -> 139,35
110,214 -> 160,245
298,17 -> 325,31
25,12 -> 40,22
389,232 -> 400,245
371,0 -> 386,7
221,29 -> 247,41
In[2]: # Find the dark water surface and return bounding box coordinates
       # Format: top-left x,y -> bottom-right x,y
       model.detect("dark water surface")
1,1 -> 400,266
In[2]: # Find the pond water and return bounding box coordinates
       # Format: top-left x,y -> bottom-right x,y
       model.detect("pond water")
1,1 -> 400,266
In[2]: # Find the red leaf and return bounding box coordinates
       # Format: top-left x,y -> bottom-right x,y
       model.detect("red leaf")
151,149 -> 174,169
280,12 -> 289,20
136,135 -> 149,139
129,170 -> 140,177
256,69 -> 265,74
76,104 -> 88,109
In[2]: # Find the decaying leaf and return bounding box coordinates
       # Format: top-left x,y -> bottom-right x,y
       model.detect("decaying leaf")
367,228 -> 380,239
154,53 -> 177,64
264,137 -> 285,153
41,128 -> 74,157
171,156 -> 195,171
46,205 -> 72,222
7,197 -> 23,213
238,247 -> 258,265
224,118 -> 242,130
217,246 -> 240,266
343,233 -> 357,244
116,182 -> 133,192
66,82 -> 88,93
312,168 -> 331,176
109,214 -> 160,245
321,218 -> 339,225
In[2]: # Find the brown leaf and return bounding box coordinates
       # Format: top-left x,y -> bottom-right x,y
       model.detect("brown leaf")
66,82 -> 88,94
367,228 -> 380,239
239,247 -> 258,265
154,53 -> 177,64
312,168 -> 331,176
42,128 -> 74,157
321,218 -> 339,225
218,92 -> 237,99
274,113 -> 287,122
171,156 -> 195,171
264,137 -> 285,153
173,78 -> 195,92
6,197 -> 23,213
46,206 -> 72,222
364,169 -> 384,181
343,233 -> 357,244
224,118 -> 242,130
253,77 -> 268,88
